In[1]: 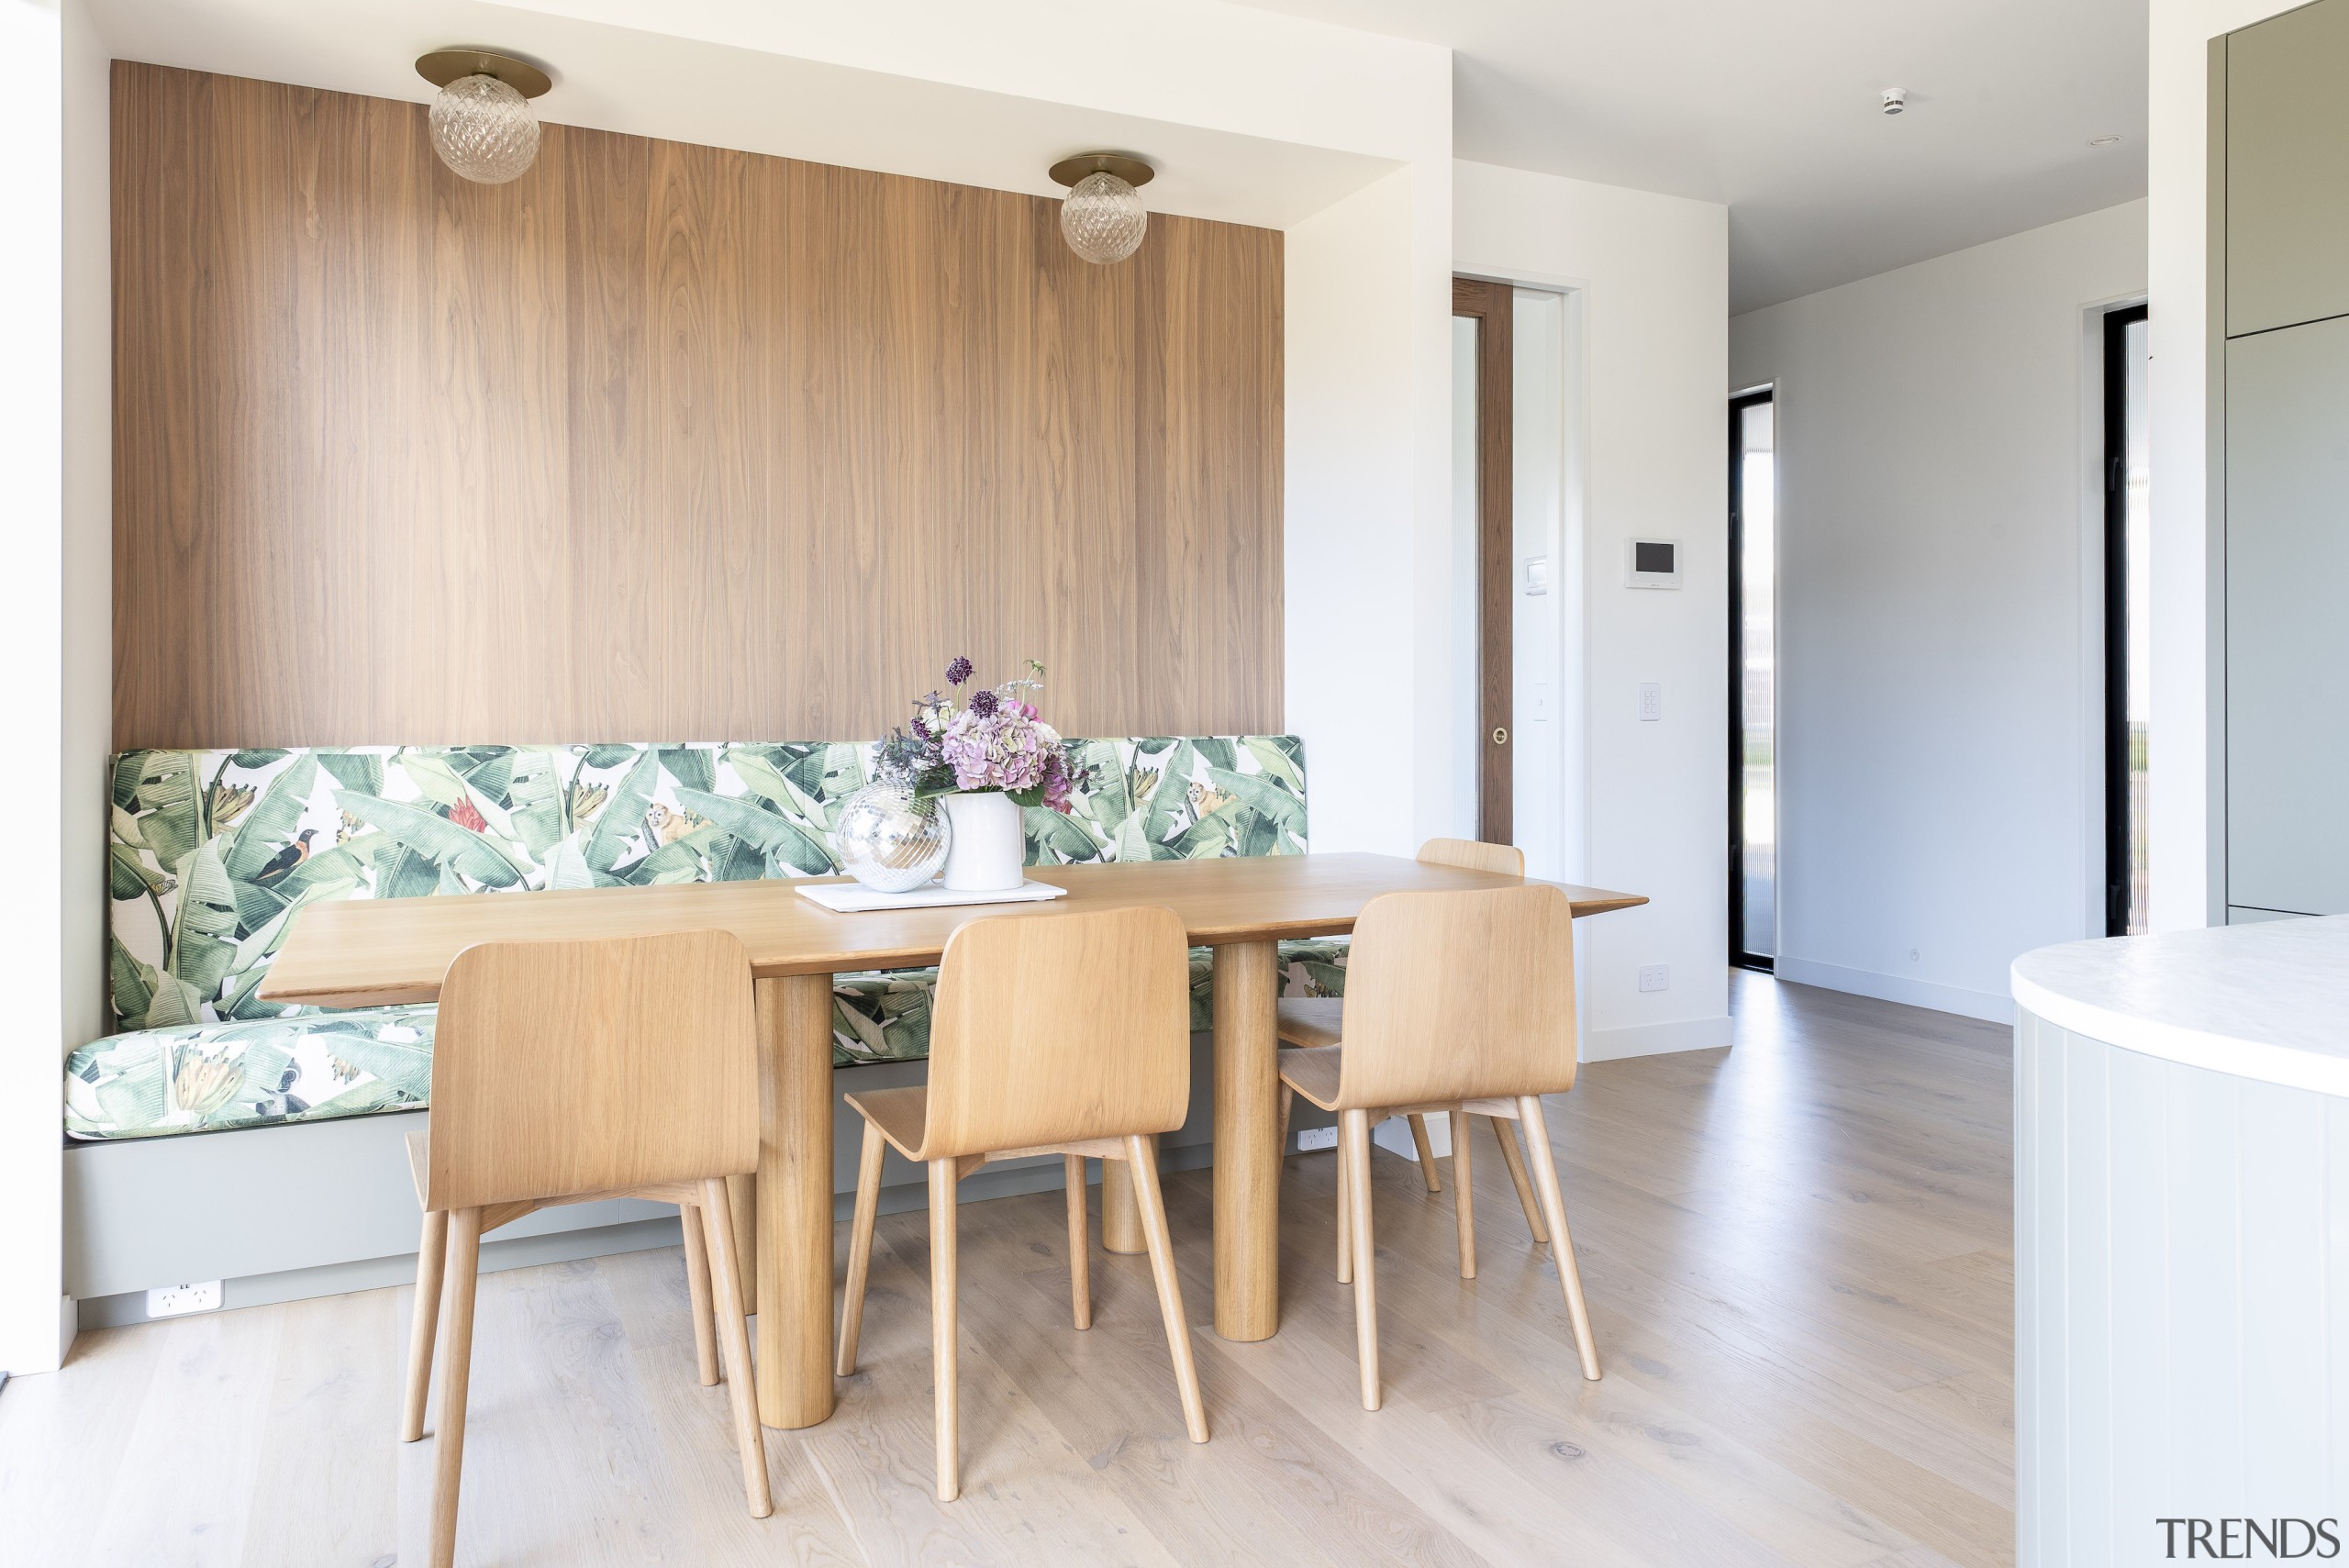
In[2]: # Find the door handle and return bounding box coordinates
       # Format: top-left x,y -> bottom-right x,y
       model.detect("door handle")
1492,727 -> 1508,746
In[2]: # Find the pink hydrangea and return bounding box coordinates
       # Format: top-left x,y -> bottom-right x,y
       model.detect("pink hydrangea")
939,706 -> 1058,795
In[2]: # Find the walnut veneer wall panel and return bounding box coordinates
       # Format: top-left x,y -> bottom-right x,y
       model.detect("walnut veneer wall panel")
112,63 -> 1282,750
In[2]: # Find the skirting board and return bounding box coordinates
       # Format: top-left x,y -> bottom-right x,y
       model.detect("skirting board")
1581,1015 -> 1732,1061
1773,956 -> 2014,1024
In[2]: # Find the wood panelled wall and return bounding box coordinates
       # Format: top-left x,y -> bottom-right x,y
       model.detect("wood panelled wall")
111,63 -> 1282,750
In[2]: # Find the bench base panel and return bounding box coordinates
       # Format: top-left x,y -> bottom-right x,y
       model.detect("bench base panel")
65,1035 -> 1297,1326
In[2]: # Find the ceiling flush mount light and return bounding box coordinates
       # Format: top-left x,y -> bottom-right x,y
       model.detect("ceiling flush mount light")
1880,88 -> 1909,116
1050,152 -> 1154,264
417,49 -> 552,184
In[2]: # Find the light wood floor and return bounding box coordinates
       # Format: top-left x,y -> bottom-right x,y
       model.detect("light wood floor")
0,973 -> 2014,1567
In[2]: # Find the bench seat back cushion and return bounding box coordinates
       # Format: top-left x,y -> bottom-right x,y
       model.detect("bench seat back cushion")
107,736 -> 1304,1035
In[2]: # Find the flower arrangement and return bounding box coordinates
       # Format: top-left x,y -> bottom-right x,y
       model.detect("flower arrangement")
873,656 -> 1080,812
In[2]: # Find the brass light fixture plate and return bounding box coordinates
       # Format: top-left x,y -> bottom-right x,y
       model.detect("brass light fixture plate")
1048,152 -> 1154,189
416,49 -> 553,100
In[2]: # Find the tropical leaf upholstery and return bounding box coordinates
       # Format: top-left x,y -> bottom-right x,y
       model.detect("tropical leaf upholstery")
65,1007 -> 437,1140
73,737 -> 1338,1140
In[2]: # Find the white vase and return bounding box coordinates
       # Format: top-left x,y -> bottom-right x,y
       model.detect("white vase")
939,790 -> 1026,892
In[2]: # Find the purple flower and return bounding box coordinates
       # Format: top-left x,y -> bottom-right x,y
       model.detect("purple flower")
1041,750 -> 1074,813
945,655 -> 974,686
968,688 -> 998,717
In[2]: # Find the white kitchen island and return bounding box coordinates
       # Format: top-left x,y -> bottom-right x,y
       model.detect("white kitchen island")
2013,916 -> 2349,1566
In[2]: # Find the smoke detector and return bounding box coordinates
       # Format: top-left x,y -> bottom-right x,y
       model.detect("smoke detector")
1881,87 -> 1909,116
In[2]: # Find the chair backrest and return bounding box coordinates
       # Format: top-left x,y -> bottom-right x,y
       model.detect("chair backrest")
1417,837 -> 1524,876
912,906 -> 1191,1162
1334,884 -> 1578,1110
425,929 -> 760,1211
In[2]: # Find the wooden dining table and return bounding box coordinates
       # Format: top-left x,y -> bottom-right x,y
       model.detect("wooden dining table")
261,851 -> 1643,1431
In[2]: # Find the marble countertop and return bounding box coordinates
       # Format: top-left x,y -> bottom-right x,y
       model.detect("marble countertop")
2011,915 -> 2349,1095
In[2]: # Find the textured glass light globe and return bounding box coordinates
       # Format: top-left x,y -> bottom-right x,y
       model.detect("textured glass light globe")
1060,171 -> 1147,264
429,74 -> 540,185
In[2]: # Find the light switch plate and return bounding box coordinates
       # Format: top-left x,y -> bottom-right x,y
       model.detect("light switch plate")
1523,556 -> 1550,595
1638,683 -> 1663,722
147,1281 -> 222,1318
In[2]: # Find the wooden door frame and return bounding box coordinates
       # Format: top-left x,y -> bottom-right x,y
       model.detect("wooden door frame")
1454,277 -> 1513,844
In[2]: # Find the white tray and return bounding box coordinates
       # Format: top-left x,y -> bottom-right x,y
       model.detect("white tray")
795,878 -> 1071,914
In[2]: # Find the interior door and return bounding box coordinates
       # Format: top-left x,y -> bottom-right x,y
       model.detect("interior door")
1453,278 -> 1514,843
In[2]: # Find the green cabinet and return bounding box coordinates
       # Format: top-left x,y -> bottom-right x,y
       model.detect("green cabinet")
2228,0 -> 2349,337
2221,0 -> 2349,918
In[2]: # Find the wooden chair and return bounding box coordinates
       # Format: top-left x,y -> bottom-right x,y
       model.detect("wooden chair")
1276,838 -> 1552,1242
835,905 -> 1209,1501
399,931 -> 772,1567
1277,883 -> 1601,1410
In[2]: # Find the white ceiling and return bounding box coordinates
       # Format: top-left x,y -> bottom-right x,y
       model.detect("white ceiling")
1227,0 -> 2150,313
88,0 -> 1397,230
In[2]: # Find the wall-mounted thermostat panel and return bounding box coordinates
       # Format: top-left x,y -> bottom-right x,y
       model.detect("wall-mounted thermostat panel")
1625,539 -> 1681,589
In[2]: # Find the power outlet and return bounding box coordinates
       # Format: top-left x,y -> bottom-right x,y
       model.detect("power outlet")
1296,1127 -> 1338,1152
1637,964 -> 1669,993
146,1281 -> 222,1318
1638,683 -> 1663,722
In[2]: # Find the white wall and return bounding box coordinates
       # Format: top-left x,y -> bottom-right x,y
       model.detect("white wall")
1730,201 -> 2148,1020
1286,158 -> 1460,852
65,6 -> 111,1109
1453,160 -> 1731,1060
2146,0 -> 2300,931
0,0 -> 99,1378
1510,288 -> 1574,885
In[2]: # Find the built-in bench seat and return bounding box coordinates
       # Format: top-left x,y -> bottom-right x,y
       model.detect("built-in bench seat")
75,738 -> 1345,1141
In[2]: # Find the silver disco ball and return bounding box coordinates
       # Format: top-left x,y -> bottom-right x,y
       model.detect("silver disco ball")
831,780 -> 952,893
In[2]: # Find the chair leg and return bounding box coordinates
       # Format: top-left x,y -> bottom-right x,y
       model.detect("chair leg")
930,1158 -> 962,1502
681,1200 -> 720,1386
725,1173 -> 757,1318
1124,1135 -> 1210,1443
700,1179 -> 774,1518
836,1118 -> 886,1377
402,1208 -> 448,1443
1451,1108 -> 1476,1280
1407,1113 -> 1442,1193
429,1207 -> 484,1568
1063,1154 -> 1092,1330
1334,1122 -> 1352,1284
1516,1095 -> 1601,1381
1340,1108 -> 1381,1410
1489,1115 -> 1549,1243
1278,1084 -> 1293,1150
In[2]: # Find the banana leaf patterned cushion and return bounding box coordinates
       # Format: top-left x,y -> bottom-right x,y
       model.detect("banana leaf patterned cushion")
65,1007 -> 437,1140
81,736 -> 1337,1140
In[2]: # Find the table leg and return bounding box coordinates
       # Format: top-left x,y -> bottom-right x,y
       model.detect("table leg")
755,973 -> 836,1429
1100,1157 -> 1146,1253
1213,939 -> 1281,1340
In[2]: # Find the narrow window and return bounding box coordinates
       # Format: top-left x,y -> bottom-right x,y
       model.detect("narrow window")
1728,390 -> 1776,969
2104,305 -> 2150,934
